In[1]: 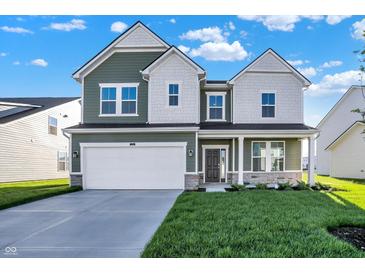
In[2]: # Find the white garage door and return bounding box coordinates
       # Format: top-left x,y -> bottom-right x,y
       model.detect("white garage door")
82,143 -> 186,189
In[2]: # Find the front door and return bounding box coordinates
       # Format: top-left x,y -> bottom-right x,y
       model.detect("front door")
205,149 -> 220,182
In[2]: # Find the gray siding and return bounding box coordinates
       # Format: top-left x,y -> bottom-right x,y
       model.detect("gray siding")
200,89 -> 231,122
243,138 -> 301,171
71,132 -> 196,172
83,52 -> 162,123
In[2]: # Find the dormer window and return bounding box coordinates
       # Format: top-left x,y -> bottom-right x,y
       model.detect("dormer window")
99,83 -> 139,116
168,84 -> 179,106
206,92 -> 226,121
262,92 -> 275,118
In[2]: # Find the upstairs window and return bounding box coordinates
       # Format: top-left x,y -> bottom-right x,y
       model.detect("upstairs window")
207,92 -> 226,121
99,83 -> 139,116
168,84 -> 179,106
101,87 -> 117,114
48,116 -> 58,135
122,87 -> 137,114
262,93 -> 275,118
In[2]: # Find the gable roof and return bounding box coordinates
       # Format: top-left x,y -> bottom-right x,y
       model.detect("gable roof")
0,97 -> 79,124
317,85 -> 365,128
228,48 -> 311,86
325,121 -> 365,150
72,21 -> 170,82
141,46 -> 205,78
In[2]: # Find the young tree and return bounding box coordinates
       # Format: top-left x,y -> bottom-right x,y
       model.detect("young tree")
352,28 -> 365,121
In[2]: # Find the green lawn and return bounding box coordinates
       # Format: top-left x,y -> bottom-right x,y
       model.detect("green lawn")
0,178 -> 81,210
142,175 -> 365,258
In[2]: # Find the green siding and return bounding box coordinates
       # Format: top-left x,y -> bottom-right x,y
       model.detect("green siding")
83,52 -> 162,123
71,132 -> 196,172
243,138 -> 302,171
198,139 -> 234,172
200,90 -> 231,122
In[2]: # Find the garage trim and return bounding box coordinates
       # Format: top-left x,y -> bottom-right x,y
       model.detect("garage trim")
79,142 -> 187,189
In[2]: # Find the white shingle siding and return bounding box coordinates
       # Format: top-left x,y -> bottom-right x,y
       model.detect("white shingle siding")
0,100 -> 81,183
116,26 -> 162,47
317,87 -> 365,175
233,72 -> 303,123
248,53 -> 291,72
149,54 -> 200,123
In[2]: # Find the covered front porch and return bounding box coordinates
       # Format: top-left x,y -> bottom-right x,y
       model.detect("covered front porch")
197,131 -> 317,187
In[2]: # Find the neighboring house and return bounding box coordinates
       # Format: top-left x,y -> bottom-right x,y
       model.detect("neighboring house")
65,21 -> 318,190
0,97 -> 81,183
317,86 -> 365,179
302,156 -> 317,170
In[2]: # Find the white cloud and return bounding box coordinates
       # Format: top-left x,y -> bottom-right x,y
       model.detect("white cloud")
30,58 -> 48,67
352,19 -> 365,40
12,61 -> 20,65
0,52 -> 8,57
298,67 -> 317,78
306,70 -> 361,96
45,19 -> 86,32
238,15 -> 349,32
16,17 -> 25,22
238,15 -> 302,32
287,59 -> 310,66
190,41 -> 248,62
169,18 -> 176,24
180,26 -> 225,43
320,60 -> 343,68
110,21 -> 128,33
177,45 -> 190,54
305,114 -> 323,127
228,21 -> 235,31
0,26 -> 33,34
326,15 -> 351,25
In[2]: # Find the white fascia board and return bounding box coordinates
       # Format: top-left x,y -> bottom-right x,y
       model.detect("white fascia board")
198,129 -> 319,138
0,101 -> 41,108
325,121 -> 365,150
228,49 -> 311,86
64,127 -> 200,134
141,47 -> 205,77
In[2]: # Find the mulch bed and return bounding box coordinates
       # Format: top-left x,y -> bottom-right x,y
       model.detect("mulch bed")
329,226 -> 365,251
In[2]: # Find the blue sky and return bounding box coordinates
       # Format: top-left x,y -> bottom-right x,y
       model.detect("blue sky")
0,15 -> 364,126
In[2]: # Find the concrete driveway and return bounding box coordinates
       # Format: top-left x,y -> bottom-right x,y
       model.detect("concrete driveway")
0,190 -> 181,258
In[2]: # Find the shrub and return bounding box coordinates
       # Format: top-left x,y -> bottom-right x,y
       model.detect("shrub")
256,183 -> 267,190
230,183 -> 246,191
278,182 -> 292,191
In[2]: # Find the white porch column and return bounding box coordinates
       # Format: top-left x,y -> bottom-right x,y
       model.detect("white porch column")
238,136 -> 244,185
307,135 -> 315,187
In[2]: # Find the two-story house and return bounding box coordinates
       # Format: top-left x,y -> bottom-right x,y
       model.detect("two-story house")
65,21 -> 318,190
0,97 -> 80,182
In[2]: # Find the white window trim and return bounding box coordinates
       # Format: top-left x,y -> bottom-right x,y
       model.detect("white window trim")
48,115 -> 58,135
99,83 -> 139,117
166,81 -> 182,108
206,91 -> 226,122
202,144 -> 229,183
57,151 -> 68,172
261,91 -> 276,119
251,140 -> 285,172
